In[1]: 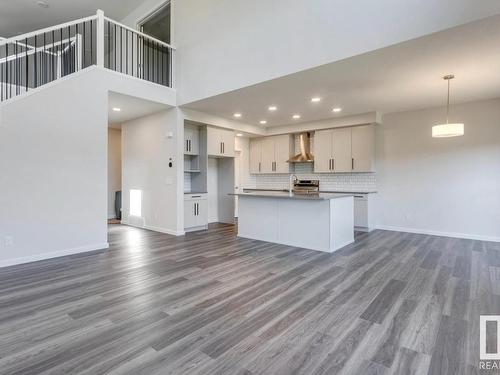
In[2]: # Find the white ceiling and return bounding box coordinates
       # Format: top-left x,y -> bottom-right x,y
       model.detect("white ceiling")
0,0 -> 145,37
183,14 -> 500,128
108,92 -> 170,126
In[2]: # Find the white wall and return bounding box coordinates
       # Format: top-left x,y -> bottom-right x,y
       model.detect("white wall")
0,68 -> 108,267
172,0 -> 500,104
376,98 -> 500,241
121,108 -> 184,235
108,128 -> 122,219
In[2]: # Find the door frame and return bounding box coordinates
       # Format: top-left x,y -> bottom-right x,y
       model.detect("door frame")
136,1 -> 172,42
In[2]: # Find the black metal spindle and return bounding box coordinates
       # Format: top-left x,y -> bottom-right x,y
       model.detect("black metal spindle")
131,32 -> 134,77
126,30 -> 128,75
120,26 -> 123,73
114,24 -> 117,71
107,21 -> 110,68
90,20 -> 93,65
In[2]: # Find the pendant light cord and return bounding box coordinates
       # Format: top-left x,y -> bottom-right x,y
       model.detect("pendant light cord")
446,78 -> 450,125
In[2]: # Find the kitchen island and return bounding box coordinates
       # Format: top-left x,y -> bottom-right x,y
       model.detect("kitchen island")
232,191 -> 354,253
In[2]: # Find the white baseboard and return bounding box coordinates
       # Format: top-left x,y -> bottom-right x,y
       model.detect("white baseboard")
108,215 -> 117,220
375,225 -> 500,242
0,242 -> 109,268
123,222 -> 185,236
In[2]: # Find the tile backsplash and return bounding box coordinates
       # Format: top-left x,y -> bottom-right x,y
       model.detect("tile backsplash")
252,162 -> 376,192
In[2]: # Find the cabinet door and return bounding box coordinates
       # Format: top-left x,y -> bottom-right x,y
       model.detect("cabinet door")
195,199 -> 208,227
274,134 -> 292,173
207,127 -> 221,156
184,200 -> 197,228
221,129 -> 235,157
352,125 -> 375,172
184,126 -> 199,155
261,137 -> 275,173
313,129 -> 333,173
250,138 -> 262,174
331,127 -> 352,172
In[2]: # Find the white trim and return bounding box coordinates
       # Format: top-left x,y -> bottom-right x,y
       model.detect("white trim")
122,221 -> 184,236
105,16 -> 175,50
0,242 -> 109,268
375,225 -> 500,242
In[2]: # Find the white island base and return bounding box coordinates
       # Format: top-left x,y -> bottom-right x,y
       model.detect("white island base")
236,193 -> 354,253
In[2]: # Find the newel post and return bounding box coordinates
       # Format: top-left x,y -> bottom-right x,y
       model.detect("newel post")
96,9 -> 105,68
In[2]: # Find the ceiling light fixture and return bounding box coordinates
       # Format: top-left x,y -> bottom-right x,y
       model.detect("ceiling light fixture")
311,97 -> 321,103
259,120 -> 267,125
292,114 -> 301,119
112,107 -> 121,112
268,106 -> 277,111
332,107 -> 342,113
432,75 -> 464,138
37,1 -> 50,8
236,133 -> 243,137
233,113 -> 242,118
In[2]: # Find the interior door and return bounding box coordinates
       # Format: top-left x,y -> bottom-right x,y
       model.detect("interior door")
332,128 -> 352,172
313,129 -> 332,173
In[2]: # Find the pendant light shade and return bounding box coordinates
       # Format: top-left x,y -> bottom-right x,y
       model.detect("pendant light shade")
432,75 -> 464,138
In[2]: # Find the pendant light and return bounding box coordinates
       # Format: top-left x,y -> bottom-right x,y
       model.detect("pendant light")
432,74 -> 464,138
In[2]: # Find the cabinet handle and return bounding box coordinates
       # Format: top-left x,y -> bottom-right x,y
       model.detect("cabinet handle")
186,140 -> 188,152
259,162 -> 261,172
223,142 -> 225,154
189,140 -> 191,152
332,158 -> 335,171
352,158 -> 354,170
196,203 -> 199,216
194,203 -> 196,216
191,195 -> 201,198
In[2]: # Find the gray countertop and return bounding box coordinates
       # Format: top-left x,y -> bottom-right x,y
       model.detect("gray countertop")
242,188 -> 377,194
232,191 -> 354,200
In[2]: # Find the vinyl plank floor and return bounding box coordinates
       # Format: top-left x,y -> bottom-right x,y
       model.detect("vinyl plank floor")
0,224 -> 496,374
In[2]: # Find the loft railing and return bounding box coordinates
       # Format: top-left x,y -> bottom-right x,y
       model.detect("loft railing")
0,10 -> 175,103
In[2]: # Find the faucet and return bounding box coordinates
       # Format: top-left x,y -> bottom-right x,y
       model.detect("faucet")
289,174 -> 298,196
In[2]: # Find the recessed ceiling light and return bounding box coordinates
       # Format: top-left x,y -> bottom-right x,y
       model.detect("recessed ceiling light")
233,113 -> 242,118
236,133 -> 243,137
292,114 -> 301,119
259,120 -> 267,125
332,107 -> 342,113
112,107 -> 121,112
37,1 -> 50,8
311,97 -> 321,103
268,106 -> 277,111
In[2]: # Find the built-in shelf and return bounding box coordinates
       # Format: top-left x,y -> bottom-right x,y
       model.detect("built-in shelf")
184,170 -> 201,173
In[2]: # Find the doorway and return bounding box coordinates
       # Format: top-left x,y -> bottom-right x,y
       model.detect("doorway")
138,2 -> 171,44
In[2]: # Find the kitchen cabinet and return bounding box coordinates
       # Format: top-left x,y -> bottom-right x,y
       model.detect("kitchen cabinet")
184,193 -> 208,231
207,126 -> 235,157
353,193 -> 376,231
314,124 -> 375,173
249,135 -> 293,174
250,137 -> 262,173
184,125 -> 199,155
352,125 -> 375,172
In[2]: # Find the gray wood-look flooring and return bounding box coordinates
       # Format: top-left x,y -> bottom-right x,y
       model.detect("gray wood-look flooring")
0,224 -> 499,375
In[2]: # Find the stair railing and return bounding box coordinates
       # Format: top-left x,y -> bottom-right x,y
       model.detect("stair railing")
0,10 -> 175,103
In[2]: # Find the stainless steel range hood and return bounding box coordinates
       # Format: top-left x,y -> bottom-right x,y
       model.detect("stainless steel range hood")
287,132 -> 314,163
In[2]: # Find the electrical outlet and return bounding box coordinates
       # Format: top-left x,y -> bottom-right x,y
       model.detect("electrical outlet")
4,236 -> 14,246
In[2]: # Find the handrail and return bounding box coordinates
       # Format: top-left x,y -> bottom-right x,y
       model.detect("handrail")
103,16 -> 175,50
0,14 -> 98,47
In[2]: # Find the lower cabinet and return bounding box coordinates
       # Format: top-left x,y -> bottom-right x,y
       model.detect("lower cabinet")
184,194 -> 208,232
353,194 -> 375,232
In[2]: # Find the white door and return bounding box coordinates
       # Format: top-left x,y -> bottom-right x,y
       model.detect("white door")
332,127 -> 352,172
234,151 -> 241,217
184,200 -> 197,228
352,125 -> 375,172
314,129 -> 333,173
222,129 -> 235,157
207,127 -> 221,156
261,137 -> 275,173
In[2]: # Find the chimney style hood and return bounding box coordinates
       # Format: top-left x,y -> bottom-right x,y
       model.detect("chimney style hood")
287,132 -> 314,163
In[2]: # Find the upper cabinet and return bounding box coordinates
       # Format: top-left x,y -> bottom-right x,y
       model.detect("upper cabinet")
184,124 -> 200,155
314,124 -> 375,173
250,134 -> 294,174
207,126 -> 235,157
